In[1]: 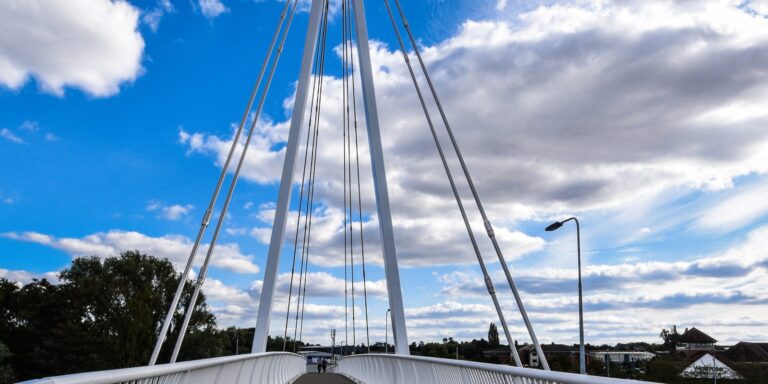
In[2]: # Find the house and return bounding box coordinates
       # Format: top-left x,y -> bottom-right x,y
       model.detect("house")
680,353 -> 743,380
518,343 -> 577,368
676,327 -> 717,351
722,341 -> 768,362
592,351 -> 655,364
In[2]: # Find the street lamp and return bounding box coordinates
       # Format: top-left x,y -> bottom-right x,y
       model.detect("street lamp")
385,308 -> 391,353
545,217 -> 585,375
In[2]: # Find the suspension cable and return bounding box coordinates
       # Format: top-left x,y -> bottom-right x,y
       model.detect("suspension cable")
347,0 -> 371,353
169,0 -> 300,364
148,0 -> 294,366
344,0 -> 357,350
342,0 -> 350,351
292,69 -> 322,351
282,18 -> 324,351
382,0 -> 522,366
297,0 -> 330,348
389,0 -> 549,369
292,0 -> 328,350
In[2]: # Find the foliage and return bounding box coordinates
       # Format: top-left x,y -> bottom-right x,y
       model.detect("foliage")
659,325 -> 681,350
488,323 -> 500,349
0,342 -> 14,384
0,251 -> 218,381
410,337 -> 499,363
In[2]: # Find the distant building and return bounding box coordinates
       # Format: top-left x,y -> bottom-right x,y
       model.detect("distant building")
676,327 -> 717,351
592,351 -> 655,364
680,353 -> 743,380
722,341 -> 768,362
518,343 -> 577,368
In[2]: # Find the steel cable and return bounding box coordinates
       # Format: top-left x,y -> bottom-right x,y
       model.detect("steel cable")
346,0 -> 371,353
169,0 -> 301,363
148,0 -> 294,366
383,0 -> 523,366
281,13 -> 325,351
297,0 -> 330,348
390,0 -> 550,369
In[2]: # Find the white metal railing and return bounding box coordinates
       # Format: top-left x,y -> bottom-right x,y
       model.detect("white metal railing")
336,354 -> 660,384
19,352 -> 305,384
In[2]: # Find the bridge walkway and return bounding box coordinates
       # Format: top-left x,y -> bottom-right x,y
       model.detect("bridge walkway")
293,373 -> 356,384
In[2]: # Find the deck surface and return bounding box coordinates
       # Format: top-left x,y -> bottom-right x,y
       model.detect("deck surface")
293,373 -> 356,384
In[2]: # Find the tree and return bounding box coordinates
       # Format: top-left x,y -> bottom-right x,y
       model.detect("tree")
659,325 -> 681,350
0,251 -> 219,381
0,342 -> 13,384
488,323 -> 500,349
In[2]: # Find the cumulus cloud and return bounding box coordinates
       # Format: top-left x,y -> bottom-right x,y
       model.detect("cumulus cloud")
199,0 -> 228,19
2,230 -> 260,274
0,268 -> 59,284
435,224 -> 768,343
0,0 -> 145,97
181,0 -> 768,271
147,201 -> 194,220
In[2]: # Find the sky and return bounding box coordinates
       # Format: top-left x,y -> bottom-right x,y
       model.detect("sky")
1,0 -> 768,349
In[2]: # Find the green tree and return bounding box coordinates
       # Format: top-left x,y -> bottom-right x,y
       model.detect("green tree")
0,341 -> 14,384
0,251 -> 219,381
488,323 -> 500,349
659,325 -> 681,350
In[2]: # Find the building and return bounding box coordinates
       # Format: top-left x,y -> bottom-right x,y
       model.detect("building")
518,343 -> 577,368
722,341 -> 768,362
592,351 -> 655,364
680,353 -> 743,380
676,327 -> 717,351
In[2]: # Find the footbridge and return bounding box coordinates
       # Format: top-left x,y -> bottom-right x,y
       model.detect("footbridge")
22,353 -> 654,384
21,0 -> 656,383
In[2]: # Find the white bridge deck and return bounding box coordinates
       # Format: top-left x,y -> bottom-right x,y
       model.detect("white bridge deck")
21,352 -> 658,384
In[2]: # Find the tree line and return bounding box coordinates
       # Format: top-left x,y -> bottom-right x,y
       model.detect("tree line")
0,251 -> 303,382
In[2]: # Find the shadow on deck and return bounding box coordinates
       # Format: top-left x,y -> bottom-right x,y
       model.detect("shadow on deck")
293,373 -> 356,384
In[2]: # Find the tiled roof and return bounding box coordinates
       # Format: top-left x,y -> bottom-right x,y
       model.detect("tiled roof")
679,327 -> 717,343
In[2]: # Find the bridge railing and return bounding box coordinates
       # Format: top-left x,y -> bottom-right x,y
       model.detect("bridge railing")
19,352 -> 305,384
336,353 -> 659,384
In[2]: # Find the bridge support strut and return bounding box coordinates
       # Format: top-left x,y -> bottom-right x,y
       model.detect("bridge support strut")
252,0 -> 324,353
253,0 -> 409,355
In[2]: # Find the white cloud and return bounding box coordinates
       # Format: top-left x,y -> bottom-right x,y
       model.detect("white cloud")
697,180 -> 768,233
147,201 -> 194,220
19,120 -> 39,132
181,0 -> 768,270
199,0 -> 228,19
0,128 -> 23,143
2,230 -> 260,274
0,0 -> 144,97
435,224 -> 768,344
143,0 -> 175,32
179,119 -> 287,184
0,269 -> 59,284
749,0 -> 768,16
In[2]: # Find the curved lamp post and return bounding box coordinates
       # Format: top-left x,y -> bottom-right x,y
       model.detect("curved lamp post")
545,217 -> 585,374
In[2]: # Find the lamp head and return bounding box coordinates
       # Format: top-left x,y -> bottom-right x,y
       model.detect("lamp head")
545,221 -> 563,231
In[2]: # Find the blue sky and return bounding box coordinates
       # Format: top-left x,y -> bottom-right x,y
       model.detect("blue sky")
2,0 -> 768,348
